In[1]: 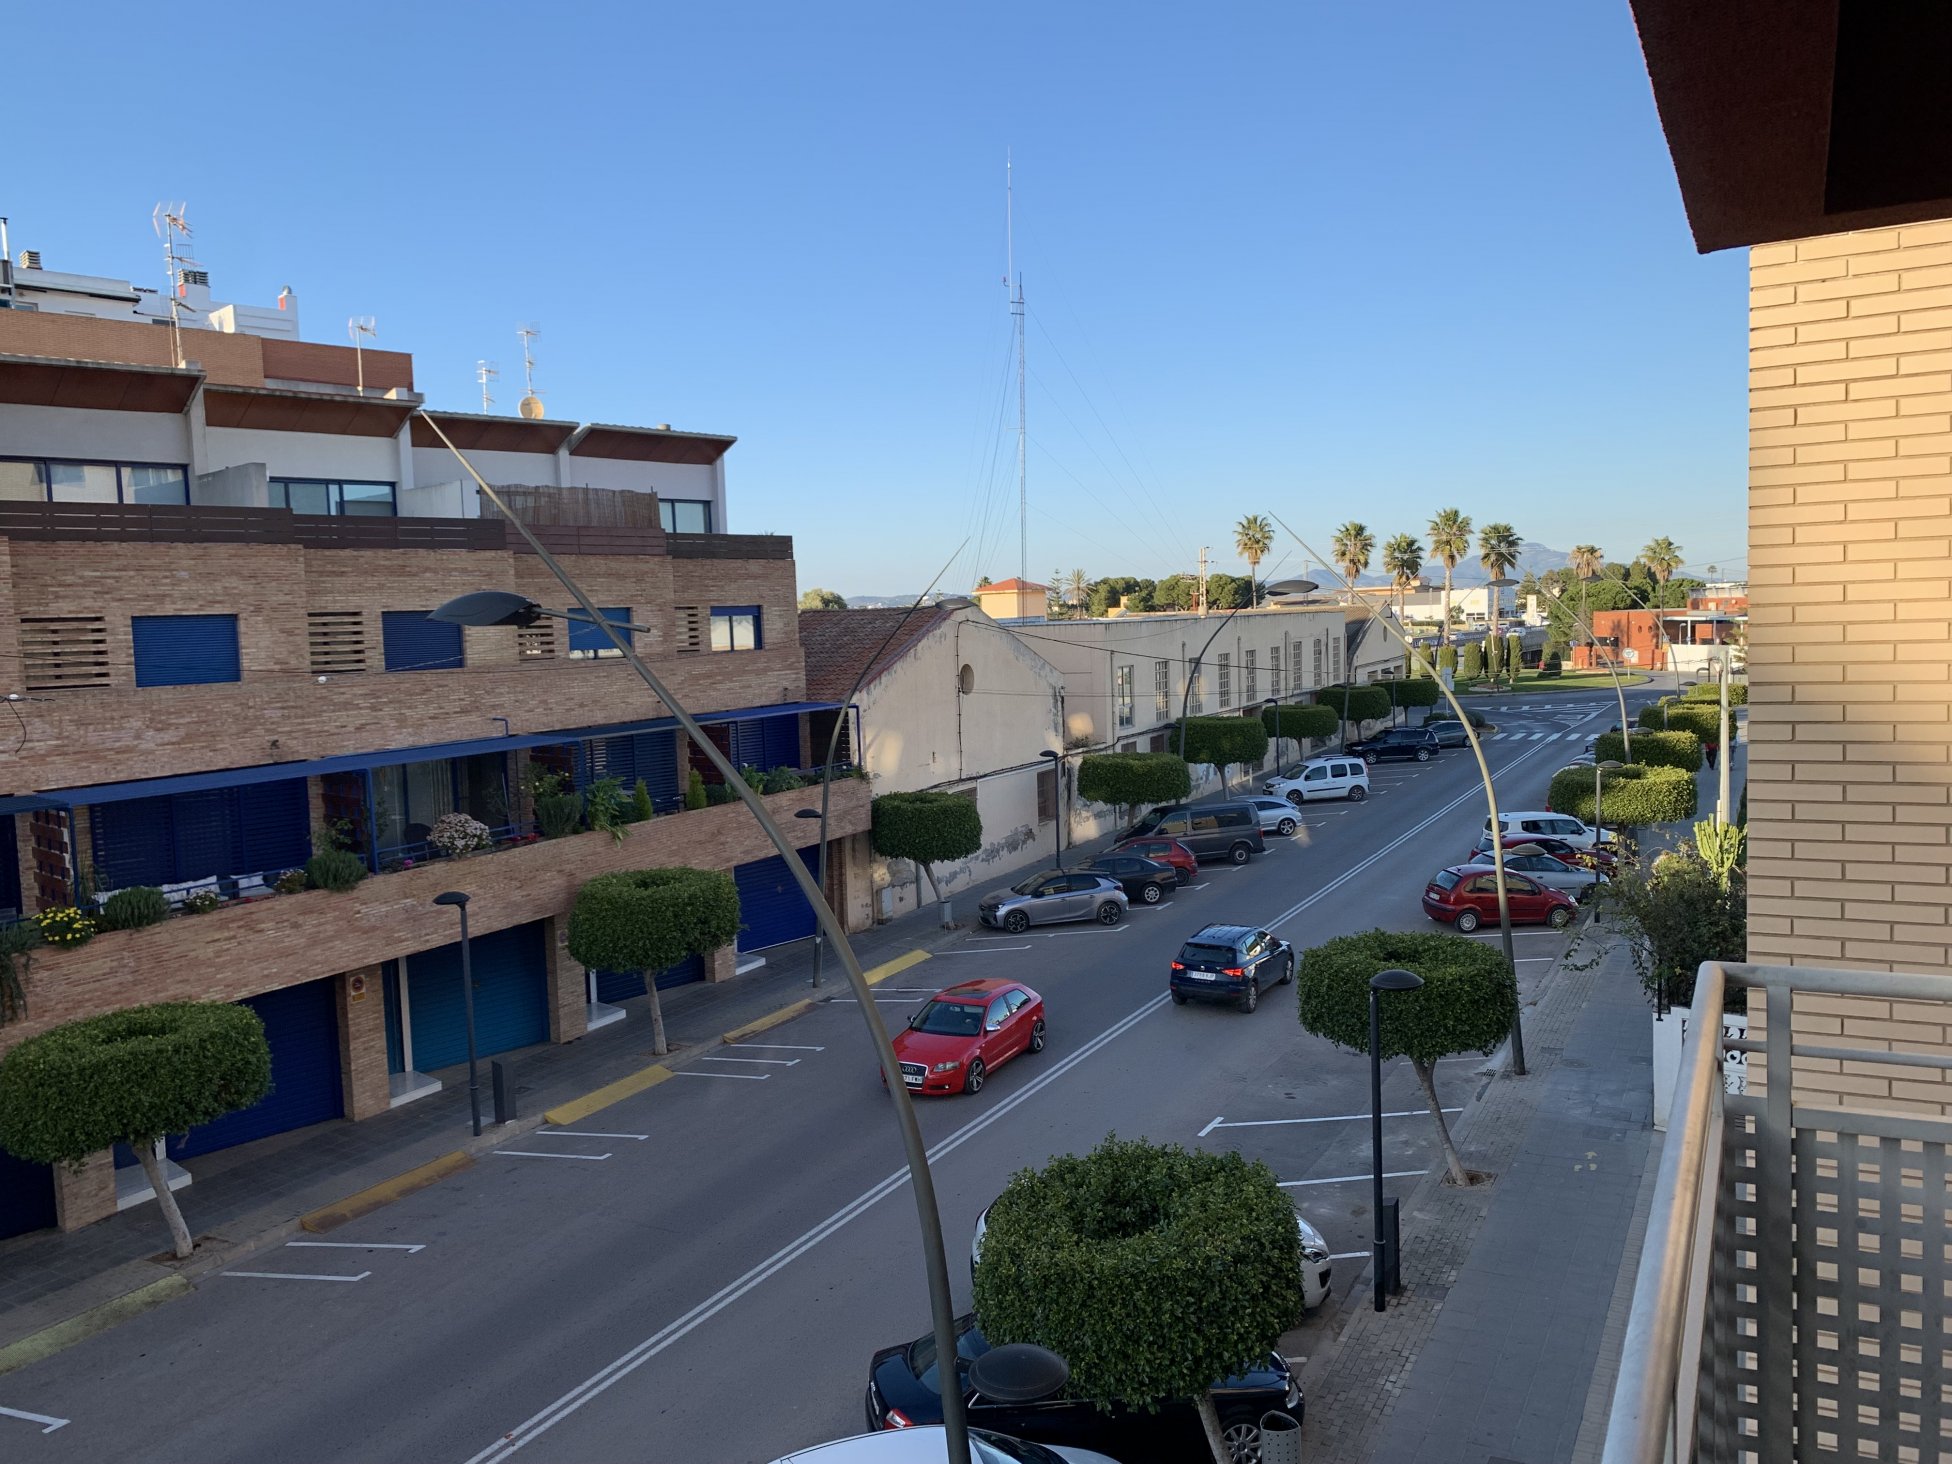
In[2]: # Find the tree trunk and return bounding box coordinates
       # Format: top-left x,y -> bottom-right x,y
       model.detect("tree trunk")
1195,1393 -> 1232,1464
137,1140 -> 194,1259
920,862 -> 945,905
645,975 -> 668,1056
1441,567 -> 1453,648
1414,1058 -> 1472,1188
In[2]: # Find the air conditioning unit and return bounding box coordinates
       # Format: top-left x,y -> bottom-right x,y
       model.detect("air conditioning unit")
17,249 -> 42,270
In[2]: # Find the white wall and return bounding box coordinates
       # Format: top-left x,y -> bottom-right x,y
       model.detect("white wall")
409,446 -> 559,496
0,403 -> 192,466
206,426 -> 400,483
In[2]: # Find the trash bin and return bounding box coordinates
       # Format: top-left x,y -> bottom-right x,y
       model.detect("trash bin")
1260,1408 -> 1302,1464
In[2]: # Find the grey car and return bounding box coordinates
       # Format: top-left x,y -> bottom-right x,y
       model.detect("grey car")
1464,845 -> 1605,901
978,872 -> 1128,933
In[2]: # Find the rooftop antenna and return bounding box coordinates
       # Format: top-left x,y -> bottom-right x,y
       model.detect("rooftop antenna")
517,323 -> 545,419
476,359 -> 499,414
1006,151 -> 1027,594
152,202 -> 192,368
348,316 -> 378,394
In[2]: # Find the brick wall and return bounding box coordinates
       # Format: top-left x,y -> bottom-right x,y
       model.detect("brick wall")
0,311 -> 413,393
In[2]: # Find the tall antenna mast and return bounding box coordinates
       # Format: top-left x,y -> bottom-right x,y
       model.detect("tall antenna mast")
152,203 -> 192,369
348,316 -> 378,393
476,359 -> 499,414
516,324 -> 546,419
1007,152 -> 1028,595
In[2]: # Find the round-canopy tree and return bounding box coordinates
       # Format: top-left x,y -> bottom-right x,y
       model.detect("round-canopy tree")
1297,930 -> 1516,1187
1075,753 -> 1191,830
1167,717 -> 1270,794
567,868 -> 740,1056
871,792 -> 984,908
1262,702 -> 1339,765
798,588 -> 849,611
0,1001 -> 272,1257
973,1135 -> 1303,1463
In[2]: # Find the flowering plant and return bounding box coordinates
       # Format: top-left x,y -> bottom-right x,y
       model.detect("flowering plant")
428,813 -> 493,857
34,906 -> 96,947
182,889 -> 223,915
274,869 -> 308,895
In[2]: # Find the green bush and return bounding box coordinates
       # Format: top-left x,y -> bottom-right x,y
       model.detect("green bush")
536,791 -> 586,839
1639,699 -> 1720,741
758,768 -> 806,794
1263,702 -> 1340,743
568,868 -> 741,976
1683,680 -> 1748,707
872,792 -> 984,902
1461,641 -> 1483,680
1594,729 -> 1702,772
98,887 -> 172,932
1374,678 -> 1440,710
683,769 -> 708,812
305,848 -> 368,892
0,921 -> 41,1026
1076,753 -> 1191,820
1437,645 -> 1458,678
1505,633 -> 1522,671
1538,652 -> 1563,679
704,782 -> 737,806
629,778 -> 655,822
1588,841 -> 1746,1010
1547,762 -> 1697,827
584,776 -> 630,842
1312,684 -> 1390,725
1168,716 -> 1270,782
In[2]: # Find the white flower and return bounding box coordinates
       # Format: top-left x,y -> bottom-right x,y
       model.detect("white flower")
428,812 -> 494,856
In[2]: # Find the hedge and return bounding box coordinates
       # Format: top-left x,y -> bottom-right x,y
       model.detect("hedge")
871,791 -> 984,868
1683,680 -> 1748,707
1168,716 -> 1270,776
1594,729 -> 1702,773
1461,641 -> 1483,680
1639,699 -> 1721,741
567,868 -> 742,975
1297,929 -> 1516,1067
1076,753 -> 1191,816
1263,702 -> 1340,743
1373,678 -> 1440,710
1313,684 -> 1391,725
1546,762 -> 1697,827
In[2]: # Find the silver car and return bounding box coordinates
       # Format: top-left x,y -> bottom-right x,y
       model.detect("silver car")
1243,796 -> 1301,836
977,872 -> 1127,933
1465,844 -> 1605,900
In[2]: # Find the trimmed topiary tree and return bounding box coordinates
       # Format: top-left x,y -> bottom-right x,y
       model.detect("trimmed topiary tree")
1547,762 -> 1698,830
871,791 -> 984,908
1297,929 -> 1516,1187
1539,650 -> 1563,679
1076,753 -> 1191,828
1639,699 -> 1720,740
683,769 -> 708,812
0,1001 -> 272,1256
1460,640 -> 1484,681
973,1135 -> 1303,1462
1263,702 -> 1339,764
1682,679 -> 1748,706
567,868 -> 741,1056
1168,717 -> 1270,793
1505,633 -> 1523,674
629,778 -> 655,823
1436,645 -> 1458,680
1594,729 -> 1702,773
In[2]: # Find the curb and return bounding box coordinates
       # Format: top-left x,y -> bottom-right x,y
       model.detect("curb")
299,1151 -> 474,1233
543,1065 -> 675,1125
0,1274 -> 190,1378
720,1002 -> 814,1045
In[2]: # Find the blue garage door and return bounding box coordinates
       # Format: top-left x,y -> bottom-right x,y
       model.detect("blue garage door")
168,979 -> 345,1160
592,954 -> 704,1003
733,847 -> 823,953
406,921 -> 549,1071
0,1144 -> 56,1239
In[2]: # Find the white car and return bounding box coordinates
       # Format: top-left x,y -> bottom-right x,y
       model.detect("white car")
1243,796 -> 1301,836
770,1427 -> 1118,1463
1264,756 -> 1371,805
972,1203 -> 1332,1312
1485,811 -> 1614,850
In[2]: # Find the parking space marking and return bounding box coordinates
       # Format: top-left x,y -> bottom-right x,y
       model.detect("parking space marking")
0,1406 -> 69,1434
286,1240 -> 427,1252
831,996 -> 926,1004
538,1129 -> 650,1140
1200,1107 -> 1460,1137
1280,1171 -> 1422,1188
224,1269 -> 373,1282
702,1056 -> 801,1067
728,1043 -> 824,1051
943,945 -> 1031,954
494,1150 -> 615,1159
671,1070 -> 770,1080
1328,1251 -> 1370,1262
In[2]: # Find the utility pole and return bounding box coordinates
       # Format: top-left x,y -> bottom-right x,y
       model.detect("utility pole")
1717,645 -> 1733,826
1197,546 -> 1209,617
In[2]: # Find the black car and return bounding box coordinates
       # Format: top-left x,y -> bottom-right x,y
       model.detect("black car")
1169,924 -> 1293,1013
866,1313 -> 1301,1464
1077,855 -> 1177,905
1346,727 -> 1441,764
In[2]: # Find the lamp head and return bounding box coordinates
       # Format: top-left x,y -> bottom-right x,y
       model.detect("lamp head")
431,590 -> 544,628
432,891 -> 470,908
1370,967 -> 1424,993
793,808 -> 821,820
967,1343 -> 1070,1404
1040,748 -> 1061,762
1265,577 -> 1319,597
1598,759 -> 1626,771
934,595 -> 976,611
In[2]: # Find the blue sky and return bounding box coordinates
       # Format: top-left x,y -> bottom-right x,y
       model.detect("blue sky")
7,2 -> 1746,596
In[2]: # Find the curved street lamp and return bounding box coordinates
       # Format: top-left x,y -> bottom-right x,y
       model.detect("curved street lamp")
1534,579 -> 1634,761
1176,579 -> 1318,780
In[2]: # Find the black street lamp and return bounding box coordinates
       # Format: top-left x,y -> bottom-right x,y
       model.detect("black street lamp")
431,891 -> 482,1137
1040,749 -> 1064,869
1370,966 -> 1424,1312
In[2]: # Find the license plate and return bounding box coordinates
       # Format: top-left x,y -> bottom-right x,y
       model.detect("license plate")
1188,972 -> 1215,981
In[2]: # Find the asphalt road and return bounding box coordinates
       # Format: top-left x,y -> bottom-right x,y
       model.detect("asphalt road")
1,690 -> 1664,1464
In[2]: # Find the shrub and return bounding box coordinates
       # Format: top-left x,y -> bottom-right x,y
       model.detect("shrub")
1538,652 -> 1563,679
1076,753 -> 1192,825
1376,678 -> 1441,710
305,848 -> 368,892
568,868 -> 741,1055
1594,729 -> 1702,772
181,889 -> 222,915
629,778 -> 655,823
704,782 -> 737,807
98,886 -> 172,932
872,792 -> 984,902
1639,699 -> 1720,741
536,791 -> 586,839
683,769 -> 708,812
1312,684 -> 1390,726
1505,633 -> 1523,671
427,812 -> 493,857
584,776 -> 630,843
1167,717 -> 1270,790
1437,645 -> 1458,679
273,869 -> 308,895
0,921 -> 41,1026
1683,680 -> 1748,707
1546,762 -> 1697,827
758,768 -> 806,794
1461,641 -> 1483,680
1263,702 -> 1340,744
739,765 -> 766,793
33,907 -> 95,948
1581,840 -> 1746,1011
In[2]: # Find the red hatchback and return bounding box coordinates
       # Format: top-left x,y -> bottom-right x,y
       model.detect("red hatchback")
1110,836 -> 1198,885
1422,865 -> 1577,933
888,979 -> 1045,1096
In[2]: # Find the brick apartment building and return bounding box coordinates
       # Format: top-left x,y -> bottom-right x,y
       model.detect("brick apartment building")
0,248 -> 867,1238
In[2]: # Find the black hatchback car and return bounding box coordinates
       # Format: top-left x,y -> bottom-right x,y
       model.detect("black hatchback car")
1170,924 -> 1294,1012
1077,854 -> 1177,905
866,1313 -> 1301,1464
1346,727 -> 1441,763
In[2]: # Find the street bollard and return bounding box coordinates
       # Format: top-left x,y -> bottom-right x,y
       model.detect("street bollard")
1383,1197 -> 1403,1295
491,1059 -> 517,1125
1260,1410 -> 1303,1464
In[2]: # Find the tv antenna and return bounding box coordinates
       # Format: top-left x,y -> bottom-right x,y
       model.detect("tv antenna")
348,316 -> 378,394
516,324 -> 544,419
152,202 -> 192,368
476,359 -> 499,414
1005,152 -> 1027,593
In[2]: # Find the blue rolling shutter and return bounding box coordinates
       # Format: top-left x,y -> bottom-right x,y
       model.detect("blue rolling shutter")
167,979 -> 344,1160
382,612 -> 464,672
759,714 -> 799,771
406,921 -> 549,1070
169,789 -> 232,878
0,815 -> 17,918
0,1144 -> 56,1240
733,847 -> 822,952
234,780 -> 311,872
91,778 -> 311,890
93,797 -> 174,889
382,961 -> 405,1074
132,614 -> 241,688
592,953 -> 702,1003
567,607 -> 632,656
587,730 -> 680,807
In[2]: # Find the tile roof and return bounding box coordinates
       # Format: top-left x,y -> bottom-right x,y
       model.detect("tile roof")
975,578 -> 1048,594
798,605 -> 956,702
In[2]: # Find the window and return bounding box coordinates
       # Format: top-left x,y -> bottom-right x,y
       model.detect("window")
132,614 -> 241,688
1243,649 -> 1257,702
658,499 -> 713,534
1036,767 -> 1056,823
382,611 -> 464,672
710,605 -> 761,652
1154,660 -> 1170,718
1114,665 -> 1134,729
269,479 -> 397,517
1217,654 -> 1232,710
1313,638 -> 1324,684
567,607 -> 633,660
1269,645 -> 1282,698
0,458 -> 189,505
1188,666 -> 1203,715
673,606 -> 705,654
19,615 -> 111,691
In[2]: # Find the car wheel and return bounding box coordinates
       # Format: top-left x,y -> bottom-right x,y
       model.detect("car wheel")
1028,1019 -> 1046,1053
1097,901 -> 1124,926
1276,817 -> 1297,836
1364,752 -> 1379,765
1454,908 -> 1481,933
963,1059 -> 986,1094
1170,989 -> 1188,1005
1416,747 -> 1432,762
1175,868 -> 1193,885
1220,1406 -> 1272,1464
1229,842 -> 1252,865
1140,881 -> 1163,903
1279,956 -> 1294,985
1285,791 -> 1305,809
1239,981 -> 1259,1014
1347,786 -> 1367,803
1003,910 -> 1030,934
1549,904 -> 1574,929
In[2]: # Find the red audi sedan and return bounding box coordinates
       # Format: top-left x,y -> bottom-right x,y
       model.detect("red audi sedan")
887,979 -> 1045,1096
1422,865 -> 1577,933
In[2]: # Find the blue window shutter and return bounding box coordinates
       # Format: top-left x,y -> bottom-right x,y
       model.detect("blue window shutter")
91,797 -> 175,889
761,714 -> 799,770
567,607 -> 631,655
132,615 -> 240,688
382,612 -> 464,672
169,790 -> 232,879
233,779 -> 311,872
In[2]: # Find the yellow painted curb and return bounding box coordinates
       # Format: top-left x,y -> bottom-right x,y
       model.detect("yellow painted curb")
544,1063 -> 674,1125
0,1274 -> 190,1376
720,1000 -> 814,1045
300,1150 -> 473,1234
863,949 -> 930,987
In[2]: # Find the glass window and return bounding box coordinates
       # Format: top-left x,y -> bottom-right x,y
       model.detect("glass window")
709,605 -> 761,652
0,461 -> 40,500
270,478 -> 397,516
124,465 -> 189,504
338,481 -> 396,516
45,462 -> 118,503
1115,664 -> 1134,728
658,499 -> 713,533
273,479 -> 332,515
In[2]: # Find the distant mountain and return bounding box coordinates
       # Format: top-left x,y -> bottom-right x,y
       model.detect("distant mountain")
1442,541 -> 1572,585
845,594 -> 927,609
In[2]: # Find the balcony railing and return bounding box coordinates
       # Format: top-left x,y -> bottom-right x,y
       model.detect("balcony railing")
1604,960 -> 1952,1464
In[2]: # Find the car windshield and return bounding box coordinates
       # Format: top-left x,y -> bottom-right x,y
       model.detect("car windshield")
972,1433 -> 1072,1464
910,1000 -> 984,1037
1179,942 -> 1237,964
1009,874 -> 1059,896
906,1319 -> 989,1392
1431,870 -> 1461,891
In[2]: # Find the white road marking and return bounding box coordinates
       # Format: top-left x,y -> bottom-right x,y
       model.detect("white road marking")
538,1129 -> 650,1140
727,1043 -> 825,1051
1280,1171 -> 1423,1188
223,1269 -> 372,1282
1329,1251 -> 1371,1261
942,945 -> 1030,954
1201,1108 -> 1461,1136
286,1241 -> 427,1252
0,1406 -> 69,1434
830,997 -> 925,1004
670,1071 -> 769,1080
1186,882 -> 1211,890
494,1150 -> 615,1159
701,1056 -> 801,1067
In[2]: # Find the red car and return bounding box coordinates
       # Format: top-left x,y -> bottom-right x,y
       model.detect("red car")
887,979 -> 1045,1096
1422,865 -> 1577,933
1110,836 -> 1198,885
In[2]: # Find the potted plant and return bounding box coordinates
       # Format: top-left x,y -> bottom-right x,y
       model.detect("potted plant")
428,812 -> 494,858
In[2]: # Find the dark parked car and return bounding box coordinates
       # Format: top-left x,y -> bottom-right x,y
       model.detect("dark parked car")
1169,923 -> 1294,1012
1108,836 -> 1198,885
1078,855 -> 1177,905
1346,727 -> 1441,764
1426,719 -> 1471,749
1118,802 -> 1265,864
866,1313 -> 1301,1464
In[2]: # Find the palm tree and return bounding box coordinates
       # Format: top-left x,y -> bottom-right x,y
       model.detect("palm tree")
1064,568 -> 1091,610
1477,523 -> 1522,686
1382,533 -> 1424,628
1235,514 -> 1274,606
1641,537 -> 1684,608
1426,508 -> 1472,648
1567,544 -> 1604,649
1330,521 -> 1375,601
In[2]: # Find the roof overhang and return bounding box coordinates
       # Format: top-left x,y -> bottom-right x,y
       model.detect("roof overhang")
1632,0 -> 1952,251
203,384 -> 416,438
0,353 -> 203,413
411,410 -> 578,454
566,422 -> 736,465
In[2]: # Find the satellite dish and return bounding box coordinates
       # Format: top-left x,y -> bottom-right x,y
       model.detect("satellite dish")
518,394 -> 545,420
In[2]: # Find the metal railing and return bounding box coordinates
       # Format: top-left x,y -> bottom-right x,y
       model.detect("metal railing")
1604,960 -> 1952,1464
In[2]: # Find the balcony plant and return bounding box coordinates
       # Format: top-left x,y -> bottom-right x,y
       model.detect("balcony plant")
683,770 -> 708,811
274,869 -> 309,895
0,921 -> 40,1025
629,779 -> 655,823
99,887 -> 172,932
182,889 -> 223,915
584,777 -> 630,844
535,791 -> 585,840
428,812 -> 493,858
305,848 -> 368,893
34,906 -> 95,949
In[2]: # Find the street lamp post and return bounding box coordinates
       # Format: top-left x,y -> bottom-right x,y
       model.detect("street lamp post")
1040,749 -> 1064,869
1370,967 -> 1424,1311
431,891 -> 482,1137
1593,759 -> 1625,843
1538,580 -> 1633,761
1483,578 -> 1516,690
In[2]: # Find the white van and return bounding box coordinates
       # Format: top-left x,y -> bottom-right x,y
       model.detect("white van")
1265,756 -> 1371,804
